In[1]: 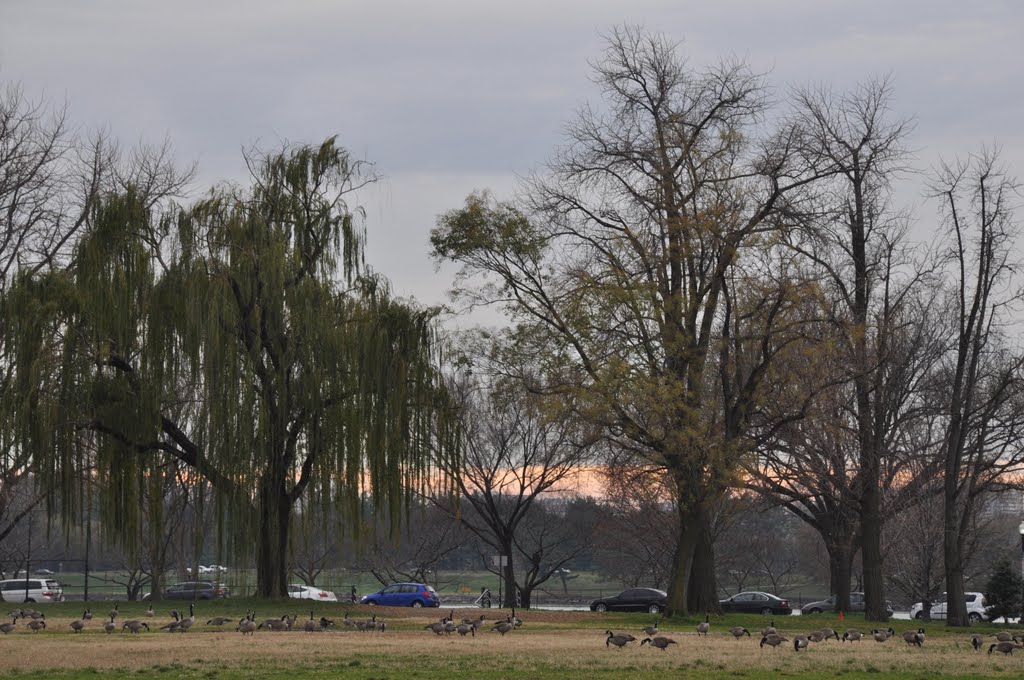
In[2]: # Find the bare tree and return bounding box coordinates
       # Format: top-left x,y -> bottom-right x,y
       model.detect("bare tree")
930,147 -> 1024,626
353,503 -> 466,587
432,349 -> 595,608
778,77 -> 931,619
593,463 -> 676,589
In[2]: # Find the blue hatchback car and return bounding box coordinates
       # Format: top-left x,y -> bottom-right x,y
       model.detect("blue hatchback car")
360,582 -> 440,607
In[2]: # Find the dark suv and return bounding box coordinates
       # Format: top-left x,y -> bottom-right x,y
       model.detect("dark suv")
144,581 -> 230,600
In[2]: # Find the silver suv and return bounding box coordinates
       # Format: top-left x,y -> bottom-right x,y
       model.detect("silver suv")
0,578 -> 65,603
909,591 -> 988,623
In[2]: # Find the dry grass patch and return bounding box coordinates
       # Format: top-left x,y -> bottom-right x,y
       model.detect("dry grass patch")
2,617 -> 1024,679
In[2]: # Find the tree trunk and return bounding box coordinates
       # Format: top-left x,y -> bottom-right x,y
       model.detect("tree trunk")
860,478 -> 886,620
943,486 -> 968,626
666,503 -> 701,617
256,481 -> 291,598
826,532 -> 854,612
501,543 -> 517,609
520,587 -> 533,609
687,504 -> 719,613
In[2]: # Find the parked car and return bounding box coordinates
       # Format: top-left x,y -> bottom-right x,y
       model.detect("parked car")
360,583 -> 440,608
33,568 -> 55,576
143,581 -> 230,600
801,592 -> 894,617
589,588 -> 668,614
909,592 -> 988,623
719,591 -> 793,615
288,584 -> 338,602
0,578 -> 65,603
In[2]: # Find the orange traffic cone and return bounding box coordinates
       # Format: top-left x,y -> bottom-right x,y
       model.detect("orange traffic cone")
839,610 -> 844,621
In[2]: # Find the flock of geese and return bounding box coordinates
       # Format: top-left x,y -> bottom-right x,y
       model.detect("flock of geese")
604,616 -> 1024,656
1,604 -> 525,639
5,603 -> 1024,656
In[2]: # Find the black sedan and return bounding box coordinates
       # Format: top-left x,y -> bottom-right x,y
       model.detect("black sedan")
590,587 -> 667,614
718,591 -> 792,615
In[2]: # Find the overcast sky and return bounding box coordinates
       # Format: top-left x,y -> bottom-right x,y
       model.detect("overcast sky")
2,0 -> 1022,312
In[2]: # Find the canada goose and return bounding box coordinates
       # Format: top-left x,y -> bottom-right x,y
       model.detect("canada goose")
729,626 -> 750,639
356,613 -> 377,632
641,621 -> 659,636
697,613 -> 710,636
319,616 -> 334,629
807,631 -> 827,643
0,617 -> 17,634
178,603 -> 196,633
843,629 -> 863,642
491,620 -> 515,636
237,611 -> 257,636
303,611 -> 319,633
510,608 -> 523,628
8,609 -> 24,619
989,641 -> 1023,655
817,627 -> 839,641
376,620 -> 387,632
794,635 -> 809,652
994,631 -> 1016,642
456,622 -> 475,637
872,627 -> 895,642
425,621 -> 448,635
83,608 -> 94,621
640,636 -> 677,651
971,633 -> 985,651
761,620 -> 776,636
260,615 -> 290,631
606,630 -> 637,648
145,605 -> 155,617
464,614 -> 486,630
760,633 -> 787,649
27,610 -> 44,620
104,615 -> 117,634
121,619 -> 149,634
443,617 -> 457,635
342,612 -> 355,628
159,610 -> 181,632
902,628 -> 925,647
109,603 -> 119,619
27,619 -> 47,632
207,616 -> 233,626
69,616 -> 86,633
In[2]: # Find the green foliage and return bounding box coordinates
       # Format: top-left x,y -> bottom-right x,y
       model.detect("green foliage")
984,559 -> 1021,621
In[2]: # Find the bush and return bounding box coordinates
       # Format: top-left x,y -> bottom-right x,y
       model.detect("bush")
984,559 -> 1022,622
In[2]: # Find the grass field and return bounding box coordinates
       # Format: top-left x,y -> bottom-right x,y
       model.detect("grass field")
2,601 -> 1022,679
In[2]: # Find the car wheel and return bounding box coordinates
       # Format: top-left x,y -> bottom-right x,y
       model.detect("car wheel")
411,600 -> 423,608
968,612 -> 981,623
594,603 -> 608,613
914,612 -> 923,620
648,604 -> 662,615
808,608 -> 822,615
365,599 -> 377,606
761,607 -> 772,615
23,598 -> 35,603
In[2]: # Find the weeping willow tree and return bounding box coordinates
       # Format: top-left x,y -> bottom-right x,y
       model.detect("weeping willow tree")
6,138 -> 457,597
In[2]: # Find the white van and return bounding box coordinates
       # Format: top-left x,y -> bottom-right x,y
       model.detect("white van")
0,578 -> 65,603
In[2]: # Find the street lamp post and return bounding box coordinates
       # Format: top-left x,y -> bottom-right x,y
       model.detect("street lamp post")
1018,521 -> 1024,625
